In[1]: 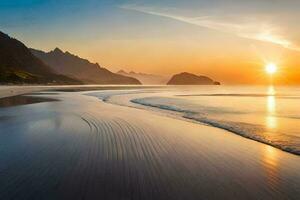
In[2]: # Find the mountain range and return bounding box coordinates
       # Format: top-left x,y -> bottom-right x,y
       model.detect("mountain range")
0,30 -> 141,85
0,31 -> 80,84
31,48 -> 141,85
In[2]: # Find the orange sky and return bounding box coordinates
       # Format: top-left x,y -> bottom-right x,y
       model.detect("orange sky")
69,35 -> 300,85
3,0 -> 300,85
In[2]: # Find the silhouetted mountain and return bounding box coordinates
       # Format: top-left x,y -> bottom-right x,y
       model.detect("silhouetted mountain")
0,31 -> 80,84
31,49 -> 141,85
117,70 -> 168,85
167,72 -> 220,85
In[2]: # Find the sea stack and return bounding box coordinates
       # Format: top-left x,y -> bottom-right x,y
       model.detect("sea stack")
167,72 -> 220,85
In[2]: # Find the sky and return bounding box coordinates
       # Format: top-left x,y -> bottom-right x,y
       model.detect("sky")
1,0 -> 300,84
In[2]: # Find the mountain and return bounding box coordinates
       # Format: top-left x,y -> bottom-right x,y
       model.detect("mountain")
117,70 -> 169,85
31,48 -> 141,85
0,31 -> 80,84
167,72 -> 220,85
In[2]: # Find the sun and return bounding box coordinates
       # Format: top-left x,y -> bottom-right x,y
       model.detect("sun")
265,63 -> 277,74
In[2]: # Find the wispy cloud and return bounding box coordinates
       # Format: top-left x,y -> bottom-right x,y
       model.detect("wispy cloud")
120,5 -> 300,51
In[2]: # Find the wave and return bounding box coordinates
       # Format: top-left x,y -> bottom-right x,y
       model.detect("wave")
131,97 -> 300,156
131,98 -> 197,115
88,90 -> 141,102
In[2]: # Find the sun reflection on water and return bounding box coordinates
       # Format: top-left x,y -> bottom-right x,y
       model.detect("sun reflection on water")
267,86 -> 275,96
266,86 -> 277,130
267,96 -> 276,114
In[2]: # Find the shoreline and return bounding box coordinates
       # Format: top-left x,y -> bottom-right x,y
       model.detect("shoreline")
131,97 -> 300,156
100,90 -> 300,157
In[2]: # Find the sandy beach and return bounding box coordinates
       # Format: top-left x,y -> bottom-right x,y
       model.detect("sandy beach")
0,88 -> 299,199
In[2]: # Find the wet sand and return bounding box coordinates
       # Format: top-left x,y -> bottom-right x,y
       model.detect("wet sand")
0,85 -> 159,98
0,91 -> 299,199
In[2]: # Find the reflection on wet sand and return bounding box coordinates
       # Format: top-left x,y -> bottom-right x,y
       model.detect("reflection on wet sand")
0,95 -> 57,108
262,145 -> 280,193
264,145 -> 279,167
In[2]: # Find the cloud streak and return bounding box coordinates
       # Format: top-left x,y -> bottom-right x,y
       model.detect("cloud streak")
121,5 -> 300,51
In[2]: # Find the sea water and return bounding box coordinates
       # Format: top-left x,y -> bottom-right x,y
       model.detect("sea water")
127,86 -> 300,155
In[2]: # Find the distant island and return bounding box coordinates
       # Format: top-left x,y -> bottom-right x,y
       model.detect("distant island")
117,70 -> 169,85
31,48 -> 141,85
167,72 -> 220,85
0,31 -> 80,84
